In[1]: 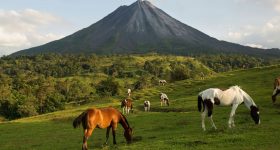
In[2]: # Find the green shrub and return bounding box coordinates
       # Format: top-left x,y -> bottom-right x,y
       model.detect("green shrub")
96,77 -> 120,97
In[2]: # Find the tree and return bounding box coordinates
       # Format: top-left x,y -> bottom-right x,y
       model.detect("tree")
96,77 -> 120,97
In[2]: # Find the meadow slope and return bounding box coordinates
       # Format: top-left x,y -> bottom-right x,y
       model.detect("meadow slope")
1,65 -> 280,150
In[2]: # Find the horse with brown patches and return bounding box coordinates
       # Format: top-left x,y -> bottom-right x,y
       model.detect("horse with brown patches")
121,98 -> 133,114
160,93 -> 169,106
144,100 -> 151,112
272,77 -> 280,103
73,107 -> 132,150
159,80 -> 167,86
198,86 -> 260,131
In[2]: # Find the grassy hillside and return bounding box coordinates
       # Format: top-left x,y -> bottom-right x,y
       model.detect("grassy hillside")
1,65 -> 280,150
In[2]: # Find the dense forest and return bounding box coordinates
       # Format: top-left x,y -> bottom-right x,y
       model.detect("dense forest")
0,53 -> 278,120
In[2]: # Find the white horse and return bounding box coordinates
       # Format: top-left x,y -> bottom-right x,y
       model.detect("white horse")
160,93 -> 169,106
127,88 -> 132,97
144,101 -> 151,112
198,86 -> 260,131
159,80 -> 167,86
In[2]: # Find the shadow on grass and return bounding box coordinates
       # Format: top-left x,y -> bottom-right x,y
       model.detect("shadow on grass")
135,105 -> 189,112
51,116 -> 74,123
168,140 -> 208,147
133,136 -> 143,143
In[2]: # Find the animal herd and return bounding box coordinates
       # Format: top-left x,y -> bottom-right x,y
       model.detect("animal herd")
73,77 -> 280,149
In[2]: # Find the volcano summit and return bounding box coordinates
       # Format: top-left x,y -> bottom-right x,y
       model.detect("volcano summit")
12,0 -> 280,58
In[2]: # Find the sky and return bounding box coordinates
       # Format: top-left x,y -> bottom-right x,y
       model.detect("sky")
1,0 -> 280,56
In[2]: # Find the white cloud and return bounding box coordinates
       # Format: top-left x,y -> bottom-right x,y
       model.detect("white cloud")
273,0 -> 280,12
225,16 -> 280,49
246,43 -> 265,49
0,9 -> 67,56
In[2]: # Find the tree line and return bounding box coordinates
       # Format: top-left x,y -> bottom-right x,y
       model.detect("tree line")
0,53 -> 277,120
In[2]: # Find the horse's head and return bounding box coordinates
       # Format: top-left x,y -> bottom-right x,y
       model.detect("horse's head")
124,127 -> 132,144
250,105 -> 260,124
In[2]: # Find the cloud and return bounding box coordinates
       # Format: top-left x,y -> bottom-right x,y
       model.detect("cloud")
0,9 -> 67,56
225,16 -> 280,49
246,43 -> 265,49
273,0 -> 280,12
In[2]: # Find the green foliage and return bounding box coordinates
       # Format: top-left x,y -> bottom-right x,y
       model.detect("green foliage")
170,64 -> 190,81
42,93 -> 65,113
143,59 -> 164,77
196,54 -> 280,72
0,53 -> 278,120
134,75 -> 151,90
96,77 -> 120,97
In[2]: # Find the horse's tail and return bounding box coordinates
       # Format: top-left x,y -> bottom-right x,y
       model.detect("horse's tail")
166,98 -> 170,106
73,111 -> 88,129
198,95 -> 204,112
274,78 -> 280,89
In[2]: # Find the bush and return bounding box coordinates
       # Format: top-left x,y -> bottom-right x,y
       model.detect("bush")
134,76 -> 151,90
96,78 -> 120,97
170,65 -> 191,81
0,100 -> 20,120
42,93 -> 65,113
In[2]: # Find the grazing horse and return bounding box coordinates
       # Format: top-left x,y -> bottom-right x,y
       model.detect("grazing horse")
160,93 -> 169,106
121,99 -> 133,114
73,107 -> 132,150
144,101 -> 151,112
159,80 -> 167,86
127,88 -> 132,97
198,86 -> 260,131
272,77 -> 280,103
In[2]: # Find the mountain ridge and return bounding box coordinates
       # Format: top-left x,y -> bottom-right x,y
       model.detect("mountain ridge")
11,0 -> 280,58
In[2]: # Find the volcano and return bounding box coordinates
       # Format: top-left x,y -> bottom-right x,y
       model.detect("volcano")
12,0 -> 280,58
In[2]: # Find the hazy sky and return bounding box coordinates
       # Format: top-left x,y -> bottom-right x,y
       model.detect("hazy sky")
1,0 -> 280,55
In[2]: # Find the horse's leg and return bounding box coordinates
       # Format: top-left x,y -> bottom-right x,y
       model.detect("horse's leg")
201,108 -> 207,131
272,88 -> 280,103
112,123 -> 118,144
161,100 -> 163,107
228,104 -> 239,128
209,115 -> 217,130
105,126 -> 111,145
82,128 -> 94,150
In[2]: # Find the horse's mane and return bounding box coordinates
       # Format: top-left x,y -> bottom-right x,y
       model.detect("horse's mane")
230,85 -> 257,107
229,85 -> 241,90
120,113 -> 130,128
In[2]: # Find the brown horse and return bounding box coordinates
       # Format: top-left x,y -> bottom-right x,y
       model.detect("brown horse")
73,107 -> 132,150
121,98 -> 133,114
272,77 -> 280,103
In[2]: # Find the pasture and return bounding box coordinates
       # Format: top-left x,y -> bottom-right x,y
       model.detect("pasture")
1,65 -> 280,150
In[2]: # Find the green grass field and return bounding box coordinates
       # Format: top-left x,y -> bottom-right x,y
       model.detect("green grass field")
1,65 -> 280,150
